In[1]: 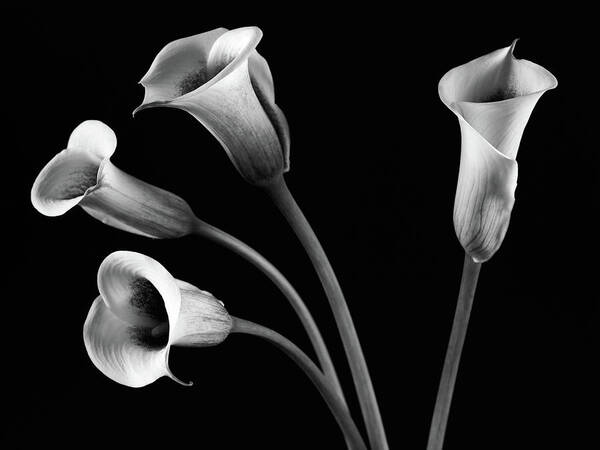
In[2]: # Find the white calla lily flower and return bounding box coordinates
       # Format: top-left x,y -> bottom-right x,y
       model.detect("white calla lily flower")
134,26 -> 290,186
84,251 -> 232,388
31,120 -> 196,238
439,40 -> 557,262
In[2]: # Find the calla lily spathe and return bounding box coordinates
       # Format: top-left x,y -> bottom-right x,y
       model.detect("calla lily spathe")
439,40 -> 557,262
134,26 -> 290,186
84,251 -> 232,387
31,120 -> 196,238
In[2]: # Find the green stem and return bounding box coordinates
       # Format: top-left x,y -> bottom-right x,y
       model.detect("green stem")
264,176 -> 388,450
193,219 -> 346,409
426,253 -> 482,450
231,317 -> 367,450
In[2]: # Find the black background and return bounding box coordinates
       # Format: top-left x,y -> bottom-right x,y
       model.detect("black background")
2,7 -> 598,450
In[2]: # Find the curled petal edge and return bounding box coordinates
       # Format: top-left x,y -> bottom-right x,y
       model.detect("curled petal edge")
135,27 -> 262,113
138,28 -> 229,105
31,148 -> 102,216
31,120 -> 118,216
84,296 -> 189,387
97,251 -> 182,331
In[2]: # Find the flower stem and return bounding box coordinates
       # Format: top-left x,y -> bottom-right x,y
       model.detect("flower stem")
193,219 -> 346,408
426,253 -> 482,450
231,316 -> 367,450
264,176 -> 388,450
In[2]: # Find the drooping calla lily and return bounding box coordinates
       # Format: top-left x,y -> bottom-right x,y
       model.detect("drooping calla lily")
439,40 -> 557,262
134,26 -> 290,186
84,251 -> 232,387
31,120 -> 196,238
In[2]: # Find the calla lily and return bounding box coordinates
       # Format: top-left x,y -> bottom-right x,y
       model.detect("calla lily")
83,251 -> 232,387
439,40 -> 557,262
134,26 -> 290,186
31,120 -> 196,238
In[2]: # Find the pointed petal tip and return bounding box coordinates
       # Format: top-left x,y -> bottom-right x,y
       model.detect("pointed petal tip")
165,347 -> 193,386
168,371 -> 194,387
133,101 -> 165,117
132,105 -> 144,117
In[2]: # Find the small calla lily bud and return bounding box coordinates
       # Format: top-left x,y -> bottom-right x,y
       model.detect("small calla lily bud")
134,26 -> 290,186
31,120 -> 196,238
439,40 -> 557,262
83,251 -> 232,387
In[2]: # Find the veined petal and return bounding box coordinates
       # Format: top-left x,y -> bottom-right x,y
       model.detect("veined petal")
138,28 -> 228,105
440,41 -> 556,261
453,118 -> 518,262
171,280 -> 232,347
174,63 -> 285,184
248,51 -> 290,171
135,27 -> 287,186
90,252 -> 193,387
31,148 -> 101,216
83,296 -> 171,387
86,252 -> 232,387
80,160 -> 196,238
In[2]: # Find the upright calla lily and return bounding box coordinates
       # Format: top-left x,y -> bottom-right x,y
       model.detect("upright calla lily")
84,251 -> 232,387
439,40 -> 557,262
31,120 -> 196,238
134,26 -> 290,186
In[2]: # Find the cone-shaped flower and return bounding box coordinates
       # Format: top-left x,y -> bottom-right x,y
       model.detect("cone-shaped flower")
31,120 -> 196,238
83,251 -> 232,387
134,26 -> 290,186
439,40 -> 557,262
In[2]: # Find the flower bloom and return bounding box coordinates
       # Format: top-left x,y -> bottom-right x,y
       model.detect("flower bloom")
31,120 -> 196,238
134,26 -> 290,186
84,251 -> 232,387
439,40 -> 557,262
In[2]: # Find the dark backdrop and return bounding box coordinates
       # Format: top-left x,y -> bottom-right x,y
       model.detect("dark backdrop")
2,7 -> 597,450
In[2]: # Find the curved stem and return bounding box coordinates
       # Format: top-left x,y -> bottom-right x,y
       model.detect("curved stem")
426,253 -> 482,450
193,219 -> 346,409
264,176 -> 388,450
231,317 -> 367,450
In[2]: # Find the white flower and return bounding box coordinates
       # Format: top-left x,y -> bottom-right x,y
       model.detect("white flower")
31,120 -> 196,238
439,40 -> 557,262
84,251 -> 232,387
134,26 -> 290,186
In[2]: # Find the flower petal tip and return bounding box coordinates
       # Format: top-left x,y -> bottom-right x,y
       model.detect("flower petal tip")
132,103 -> 150,117
132,101 -> 166,117
170,375 -> 193,387
510,38 -> 519,55
132,105 -> 144,117
165,348 -> 193,386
